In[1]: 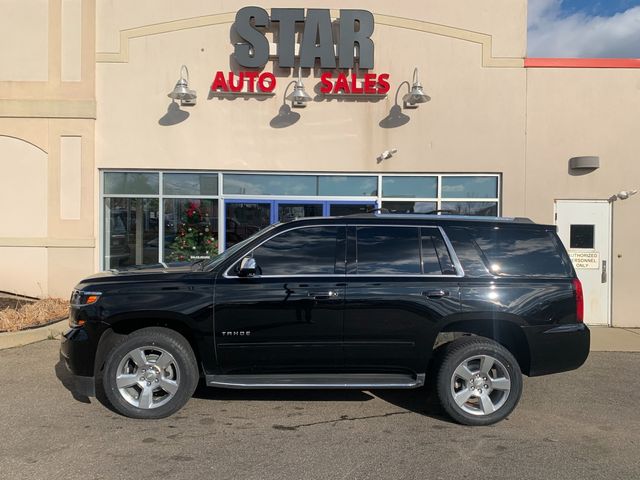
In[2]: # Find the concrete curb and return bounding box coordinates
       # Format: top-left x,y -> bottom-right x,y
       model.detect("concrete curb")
0,319 -> 68,350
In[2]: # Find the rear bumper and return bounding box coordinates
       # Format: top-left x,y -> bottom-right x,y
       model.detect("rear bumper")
523,323 -> 590,376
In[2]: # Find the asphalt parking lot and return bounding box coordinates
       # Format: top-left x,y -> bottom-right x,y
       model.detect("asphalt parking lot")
1,340 -> 638,480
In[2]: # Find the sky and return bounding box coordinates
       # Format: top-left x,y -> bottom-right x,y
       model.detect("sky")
528,0 -> 640,57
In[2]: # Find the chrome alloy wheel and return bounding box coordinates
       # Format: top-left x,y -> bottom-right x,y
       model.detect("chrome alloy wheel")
450,354 -> 511,416
115,346 -> 181,410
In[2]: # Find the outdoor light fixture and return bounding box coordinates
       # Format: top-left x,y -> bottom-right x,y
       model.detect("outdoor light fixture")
377,148 -> 398,163
168,65 -> 197,106
402,67 -> 431,108
285,68 -> 312,108
608,189 -> 638,202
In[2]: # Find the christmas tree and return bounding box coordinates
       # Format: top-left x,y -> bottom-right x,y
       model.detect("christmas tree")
167,201 -> 218,262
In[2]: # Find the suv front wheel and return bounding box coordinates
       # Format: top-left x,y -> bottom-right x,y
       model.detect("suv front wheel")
436,337 -> 523,426
102,327 -> 198,419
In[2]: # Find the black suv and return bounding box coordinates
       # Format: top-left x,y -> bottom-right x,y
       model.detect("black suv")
61,214 -> 589,426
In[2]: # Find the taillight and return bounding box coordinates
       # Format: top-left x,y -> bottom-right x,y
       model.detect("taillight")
572,278 -> 584,323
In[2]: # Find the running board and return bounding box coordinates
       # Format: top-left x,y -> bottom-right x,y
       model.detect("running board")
205,373 -> 425,389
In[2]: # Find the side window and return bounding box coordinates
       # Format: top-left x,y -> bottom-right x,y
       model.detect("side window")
249,226 -> 342,276
421,229 -> 457,275
471,227 -> 570,277
443,227 -> 492,277
356,226 -> 421,274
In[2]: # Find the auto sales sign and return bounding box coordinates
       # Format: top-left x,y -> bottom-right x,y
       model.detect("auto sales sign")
211,7 -> 391,95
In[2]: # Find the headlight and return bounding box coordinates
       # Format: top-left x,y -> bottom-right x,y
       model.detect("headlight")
70,289 -> 102,306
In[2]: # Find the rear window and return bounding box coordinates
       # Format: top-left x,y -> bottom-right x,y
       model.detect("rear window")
470,227 -> 570,277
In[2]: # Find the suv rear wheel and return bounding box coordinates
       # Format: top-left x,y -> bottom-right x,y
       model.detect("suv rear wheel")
436,337 -> 523,426
102,327 -> 198,419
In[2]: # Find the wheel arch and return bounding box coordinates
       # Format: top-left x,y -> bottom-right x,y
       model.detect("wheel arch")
95,313 -> 204,377
433,315 -> 532,376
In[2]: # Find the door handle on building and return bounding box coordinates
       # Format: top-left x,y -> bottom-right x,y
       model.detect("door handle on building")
601,260 -> 607,283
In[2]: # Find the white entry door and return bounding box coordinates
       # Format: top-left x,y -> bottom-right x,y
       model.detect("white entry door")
555,200 -> 611,326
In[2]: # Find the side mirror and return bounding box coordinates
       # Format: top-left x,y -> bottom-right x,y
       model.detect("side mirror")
238,257 -> 257,277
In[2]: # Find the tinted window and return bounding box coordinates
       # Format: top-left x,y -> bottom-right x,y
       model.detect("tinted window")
249,226 -> 341,276
471,227 -> 570,277
444,227 -> 491,277
422,229 -> 457,275
356,227 -> 421,274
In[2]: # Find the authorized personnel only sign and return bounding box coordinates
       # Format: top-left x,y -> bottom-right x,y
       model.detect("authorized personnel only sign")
568,250 -> 600,269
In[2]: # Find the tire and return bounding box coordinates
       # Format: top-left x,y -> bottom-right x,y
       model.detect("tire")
436,337 -> 523,426
102,327 -> 198,419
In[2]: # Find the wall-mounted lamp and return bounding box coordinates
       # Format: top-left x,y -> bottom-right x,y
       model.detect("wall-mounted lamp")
168,65 -> 197,106
377,148 -> 398,163
285,68 -> 312,108
608,189 -> 638,202
402,68 -> 430,108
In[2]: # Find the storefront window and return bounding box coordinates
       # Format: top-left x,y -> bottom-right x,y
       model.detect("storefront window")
223,174 -> 316,196
318,176 -> 377,196
101,172 -> 501,268
163,199 -> 218,262
163,173 -> 218,196
104,172 -> 159,195
382,177 -> 437,198
441,201 -> 498,216
441,176 -> 498,198
103,198 -> 159,269
382,201 -> 437,214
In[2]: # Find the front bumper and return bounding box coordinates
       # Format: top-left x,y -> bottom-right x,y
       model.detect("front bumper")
523,323 -> 590,376
60,326 -> 99,396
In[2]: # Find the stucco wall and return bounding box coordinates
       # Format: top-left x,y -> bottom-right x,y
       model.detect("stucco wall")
526,68 -> 640,327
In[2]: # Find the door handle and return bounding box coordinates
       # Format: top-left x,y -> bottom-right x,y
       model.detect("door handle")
423,290 -> 450,299
601,260 -> 607,283
308,291 -> 339,300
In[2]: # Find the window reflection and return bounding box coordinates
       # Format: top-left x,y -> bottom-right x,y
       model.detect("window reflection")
472,228 -> 570,277
251,226 -> 340,275
357,227 -> 421,274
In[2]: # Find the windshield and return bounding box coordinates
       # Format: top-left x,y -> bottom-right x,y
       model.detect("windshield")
203,223 -> 280,271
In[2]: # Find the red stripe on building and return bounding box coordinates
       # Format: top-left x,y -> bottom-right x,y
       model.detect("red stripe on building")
525,58 -> 640,68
